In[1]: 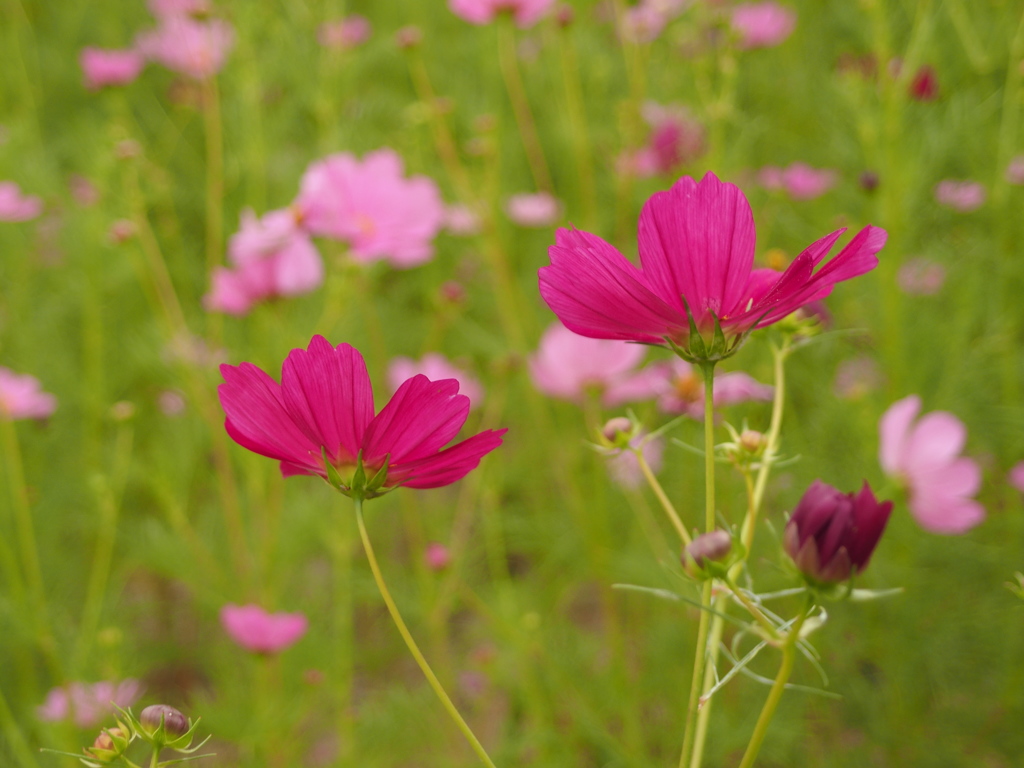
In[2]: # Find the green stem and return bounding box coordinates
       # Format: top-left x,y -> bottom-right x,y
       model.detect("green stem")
203,74 -> 225,306
355,500 -> 499,768
634,445 -> 690,546
735,602 -> 812,768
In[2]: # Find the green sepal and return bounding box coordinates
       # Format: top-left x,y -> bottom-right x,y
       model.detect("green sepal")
365,455 -> 391,497
321,447 -> 348,492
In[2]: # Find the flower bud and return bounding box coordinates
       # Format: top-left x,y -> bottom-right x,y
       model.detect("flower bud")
738,429 -> 764,454
83,725 -> 130,764
394,25 -> 422,49
784,480 -> 892,584
139,704 -> 189,740
682,529 -> 732,579
600,416 -> 634,444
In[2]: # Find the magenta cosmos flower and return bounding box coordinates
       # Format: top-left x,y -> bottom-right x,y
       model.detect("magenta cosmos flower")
449,0 -> 555,28
296,149 -> 444,267
0,367 -> 57,420
388,354 -> 484,409
730,2 -> 797,49
784,480 -> 892,583
79,47 -> 144,90
0,181 -> 43,221
879,395 -> 984,534
218,336 -> 506,497
220,604 -> 308,655
539,172 -> 886,361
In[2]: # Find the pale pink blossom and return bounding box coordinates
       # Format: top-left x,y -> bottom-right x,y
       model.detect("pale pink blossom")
758,163 -> 837,200
1008,462 -> 1024,493
220,604 -> 308,655
388,354 -> 484,408
80,47 -> 145,90
0,367 -> 57,420
730,2 -> 796,49
318,15 -> 372,50
444,204 -> 481,236
897,257 -> 945,296
833,356 -> 882,400
69,175 -> 100,207
528,323 -> 651,405
296,149 -> 444,267
1005,155 -> 1024,185
449,0 -> 555,28
880,395 -> 984,534
505,192 -> 561,227
37,680 -> 142,728
0,181 -> 43,221
136,15 -> 234,79
640,358 -> 773,418
607,433 -> 664,488
204,208 -> 323,315
425,542 -> 451,571
934,180 -> 985,212
621,102 -> 705,178
620,4 -> 668,43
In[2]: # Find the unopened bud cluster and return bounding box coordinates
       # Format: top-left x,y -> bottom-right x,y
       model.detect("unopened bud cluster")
66,704 -> 211,767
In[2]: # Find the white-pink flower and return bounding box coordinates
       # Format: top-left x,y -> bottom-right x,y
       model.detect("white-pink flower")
730,2 -> 796,49
80,47 -> 145,90
528,323 -> 652,406
641,358 -> 773,418
758,162 -> 836,200
0,367 -> 57,420
879,395 -> 984,534
220,604 -> 308,655
896,257 -> 945,296
318,15 -> 372,50
505,192 -> 561,228
934,179 -> 986,212
204,208 -> 323,315
1008,462 -> 1024,493
388,354 -> 484,409
37,680 -> 142,728
449,0 -> 555,28
136,14 -> 234,79
0,181 -> 43,221
296,149 -> 445,267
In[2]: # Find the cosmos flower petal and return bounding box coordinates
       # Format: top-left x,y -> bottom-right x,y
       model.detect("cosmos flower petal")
902,411 -> 968,473
390,429 -> 508,488
878,395 -> 921,474
363,375 -> 468,465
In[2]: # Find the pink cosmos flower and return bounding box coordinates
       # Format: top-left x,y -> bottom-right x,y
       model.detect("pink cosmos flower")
879,395 -> 984,534
758,163 -> 837,200
296,149 -> 444,267
730,2 -> 797,49
1008,462 -> 1024,493
318,15 -> 372,50
1005,155 -> 1024,185
443,204 -> 481,236
934,180 -> 986,212
0,367 -> 57,420
0,181 -> 43,221
505,192 -> 562,228
606,433 -> 664,489
218,335 -> 506,495
639,358 -> 773,418
220,604 -> 308,655
621,102 -> 706,178
425,542 -> 452,571
136,15 -> 234,79
388,354 -> 484,409
204,208 -> 323,315
896,257 -> 945,296
539,172 -> 886,356
528,323 -> 653,406
80,47 -> 145,90
37,680 -> 142,728
909,65 -> 939,101
449,0 -> 555,28
833,355 -> 882,400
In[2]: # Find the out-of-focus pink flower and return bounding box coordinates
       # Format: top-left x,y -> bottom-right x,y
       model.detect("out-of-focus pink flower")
80,47 -> 145,90
505,192 -> 561,227
638,358 -> 773,418
621,102 -> 705,178
908,65 -> 939,100
159,389 -> 187,416
37,680 -> 142,728
218,336 -> 506,493
148,0 -> 209,16
730,2 -> 796,49
449,0 -> 555,28
620,3 -> 667,43
833,355 -> 882,400
528,323 -> 653,406
425,542 -> 451,571
539,173 -> 885,353
758,163 -> 837,200
444,204 -> 481,236
388,354 -> 484,409
204,208 -> 323,315
607,433 -> 664,489
296,149 -> 444,267
0,368 -> 57,420
1005,155 -> 1024,185
897,257 -> 945,296
1008,462 -> 1024,493
69,175 -> 100,207
220,604 -> 308,655
0,181 -> 43,221
880,395 -> 984,534
934,180 -> 985,212
136,15 -> 234,79
318,15 -> 372,50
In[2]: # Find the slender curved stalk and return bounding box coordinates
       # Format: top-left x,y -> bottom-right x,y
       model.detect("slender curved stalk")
355,500 -> 499,768
635,446 -> 690,546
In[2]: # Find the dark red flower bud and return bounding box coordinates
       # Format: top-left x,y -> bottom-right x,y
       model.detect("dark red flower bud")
140,704 -> 189,739
784,480 -> 892,583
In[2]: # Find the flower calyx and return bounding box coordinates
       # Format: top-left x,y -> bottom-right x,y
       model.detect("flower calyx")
321,447 -> 393,501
